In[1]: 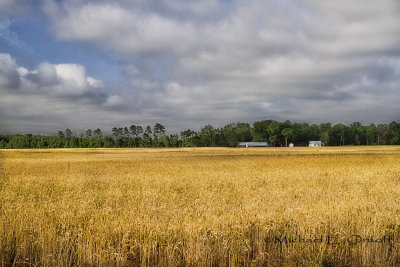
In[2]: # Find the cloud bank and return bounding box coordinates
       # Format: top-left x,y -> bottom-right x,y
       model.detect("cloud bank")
1,0 -> 400,134
0,53 -> 132,134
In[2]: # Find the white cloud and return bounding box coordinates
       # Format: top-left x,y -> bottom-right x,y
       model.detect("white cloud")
0,54 -> 106,98
86,76 -> 103,88
0,53 -> 128,134
104,95 -> 124,107
8,61 -> 104,97
54,64 -> 92,94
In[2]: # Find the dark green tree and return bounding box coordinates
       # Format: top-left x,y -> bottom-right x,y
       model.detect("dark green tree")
281,128 -> 294,147
85,129 -> 92,138
153,123 -> 166,139
57,131 -> 65,138
235,123 -> 252,142
129,125 -> 137,137
65,129 -> 72,139
266,121 -> 279,146
93,128 -> 103,138
123,127 -> 130,137
200,125 -> 215,146
145,126 -> 152,136
136,126 -> 143,137
253,120 -> 269,142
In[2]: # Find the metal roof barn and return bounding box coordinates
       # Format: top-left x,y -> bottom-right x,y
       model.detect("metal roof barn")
309,141 -> 323,147
238,142 -> 268,147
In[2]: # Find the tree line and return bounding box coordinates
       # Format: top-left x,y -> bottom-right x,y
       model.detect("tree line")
1,120 -> 399,149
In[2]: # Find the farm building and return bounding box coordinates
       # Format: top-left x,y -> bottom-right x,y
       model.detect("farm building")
309,141 -> 323,147
238,142 -> 268,147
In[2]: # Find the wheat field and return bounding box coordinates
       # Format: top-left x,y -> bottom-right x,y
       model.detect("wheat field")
1,146 -> 400,266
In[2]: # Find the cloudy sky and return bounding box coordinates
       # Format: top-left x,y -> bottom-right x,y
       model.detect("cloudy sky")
1,0 -> 399,135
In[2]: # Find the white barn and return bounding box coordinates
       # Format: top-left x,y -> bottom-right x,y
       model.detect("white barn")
238,142 -> 268,147
309,141 -> 323,147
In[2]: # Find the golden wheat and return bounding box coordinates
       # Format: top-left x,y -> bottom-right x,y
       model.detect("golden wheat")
1,146 -> 400,266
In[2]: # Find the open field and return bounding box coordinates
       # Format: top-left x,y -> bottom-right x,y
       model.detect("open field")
1,146 -> 400,266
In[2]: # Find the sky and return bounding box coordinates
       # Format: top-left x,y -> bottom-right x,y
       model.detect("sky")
0,0 -> 400,135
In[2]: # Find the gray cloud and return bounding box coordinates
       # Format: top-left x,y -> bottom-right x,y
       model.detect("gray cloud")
0,53 -> 21,89
2,0 -> 400,134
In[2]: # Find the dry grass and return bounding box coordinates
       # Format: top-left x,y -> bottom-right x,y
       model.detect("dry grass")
1,146 -> 400,266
